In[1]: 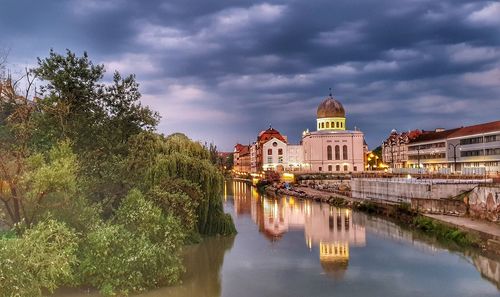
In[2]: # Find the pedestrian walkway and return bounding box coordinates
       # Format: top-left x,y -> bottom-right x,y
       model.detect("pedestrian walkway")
425,214 -> 500,240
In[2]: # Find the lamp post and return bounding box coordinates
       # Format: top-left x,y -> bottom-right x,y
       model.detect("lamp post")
448,143 -> 460,173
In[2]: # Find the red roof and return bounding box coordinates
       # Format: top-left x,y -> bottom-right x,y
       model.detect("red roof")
257,127 -> 286,144
448,121 -> 500,138
409,128 -> 460,144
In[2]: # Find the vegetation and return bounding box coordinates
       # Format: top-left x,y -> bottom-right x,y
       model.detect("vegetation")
0,50 -> 235,296
412,216 -> 480,247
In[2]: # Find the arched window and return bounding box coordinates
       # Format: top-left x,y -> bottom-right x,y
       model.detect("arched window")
336,122 -> 340,128
341,122 -> 343,128
327,145 -> 332,160
278,148 -> 283,155
328,165 -> 332,171
267,148 -> 272,155
343,145 -> 348,160
321,122 -> 325,129
344,165 -> 348,171
335,145 -> 340,160
336,165 -> 340,171
326,122 -> 330,128
318,123 -> 321,129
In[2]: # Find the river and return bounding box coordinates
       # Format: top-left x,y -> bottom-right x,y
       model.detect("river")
54,180 -> 500,297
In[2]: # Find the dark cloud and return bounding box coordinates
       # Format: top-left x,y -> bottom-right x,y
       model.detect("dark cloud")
1,0 -> 499,150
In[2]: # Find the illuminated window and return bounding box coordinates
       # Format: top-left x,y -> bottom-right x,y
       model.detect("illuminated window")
335,145 -> 340,160
267,156 -> 272,163
336,122 -> 339,128
326,122 -> 330,128
344,165 -> 348,171
267,148 -> 272,155
321,122 -> 325,129
327,145 -> 332,160
331,121 -> 334,127
343,145 -> 348,160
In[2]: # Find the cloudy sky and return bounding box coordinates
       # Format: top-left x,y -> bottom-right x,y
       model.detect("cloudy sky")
1,0 -> 499,150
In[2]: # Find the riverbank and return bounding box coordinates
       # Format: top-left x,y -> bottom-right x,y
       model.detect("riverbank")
264,184 -> 500,254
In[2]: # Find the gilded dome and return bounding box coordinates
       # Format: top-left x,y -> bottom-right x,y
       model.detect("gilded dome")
317,97 -> 345,118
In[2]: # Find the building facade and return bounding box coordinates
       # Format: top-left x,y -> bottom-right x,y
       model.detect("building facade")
302,95 -> 365,173
390,121 -> 500,175
382,129 -> 421,168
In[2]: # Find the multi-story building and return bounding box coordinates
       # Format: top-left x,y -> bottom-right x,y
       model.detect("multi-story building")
446,121 -> 500,174
382,129 -> 422,168
233,143 -> 251,173
395,120 -> 500,174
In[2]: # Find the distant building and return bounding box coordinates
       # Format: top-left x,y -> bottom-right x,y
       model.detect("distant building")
386,120 -> 500,175
302,94 -> 365,172
233,143 -> 251,173
238,93 -> 366,173
382,129 -> 422,168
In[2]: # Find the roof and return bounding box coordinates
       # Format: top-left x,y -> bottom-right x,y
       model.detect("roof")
448,120 -> 500,138
257,127 -> 287,144
317,96 -> 345,118
409,128 -> 460,144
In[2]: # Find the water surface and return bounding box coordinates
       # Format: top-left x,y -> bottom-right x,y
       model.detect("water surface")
54,180 -> 500,297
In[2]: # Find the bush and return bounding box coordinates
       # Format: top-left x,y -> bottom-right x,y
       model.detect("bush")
79,189 -> 185,296
0,219 -> 78,297
413,216 -> 480,247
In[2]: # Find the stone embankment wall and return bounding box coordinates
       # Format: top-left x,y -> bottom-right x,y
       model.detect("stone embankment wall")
469,185 -> 500,222
351,178 -> 480,215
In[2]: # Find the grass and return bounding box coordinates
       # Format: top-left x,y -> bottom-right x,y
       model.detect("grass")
412,216 -> 481,247
0,229 -> 16,240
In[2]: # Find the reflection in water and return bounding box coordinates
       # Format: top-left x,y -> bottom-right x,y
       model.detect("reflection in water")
231,180 -> 366,278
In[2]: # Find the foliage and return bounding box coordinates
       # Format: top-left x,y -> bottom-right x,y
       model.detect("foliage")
0,219 -> 78,297
79,189 -> 184,296
412,216 -> 480,247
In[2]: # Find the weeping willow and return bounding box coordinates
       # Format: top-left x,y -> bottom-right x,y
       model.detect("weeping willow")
127,132 -> 236,236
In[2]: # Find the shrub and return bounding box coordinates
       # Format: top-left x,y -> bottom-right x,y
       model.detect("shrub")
0,219 -> 78,297
79,189 -> 185,296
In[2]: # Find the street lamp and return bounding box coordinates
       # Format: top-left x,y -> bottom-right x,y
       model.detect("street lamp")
448,143 -> 460,173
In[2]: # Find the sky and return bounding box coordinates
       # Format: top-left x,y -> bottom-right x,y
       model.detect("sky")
1,0 -> 499,151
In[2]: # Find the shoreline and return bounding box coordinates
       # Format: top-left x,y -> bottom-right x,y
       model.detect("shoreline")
263,183 -> 500,256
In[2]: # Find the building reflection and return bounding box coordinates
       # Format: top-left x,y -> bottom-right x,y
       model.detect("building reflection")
232,181 -> 366,278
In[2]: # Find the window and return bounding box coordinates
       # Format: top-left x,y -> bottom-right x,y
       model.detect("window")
485,148 -> 500,156
336,122 -> 340,128
267,148 -> 272,155
485,135 -> 498,142
328,165 -> 332,171
344,165 -> 348,171
267,157 -> 272,163
278,156 -> 283,163
331,122 -> 334,127
278,148 -> 283,155
327,145 -> 333,160
319,166 -> 322,171
321,122 -> 325,129
461,150 -> 483,157
326,122 -> 330,128
341,122 -> 343,128
342,145 -> 348,160
336,165 -> 340,171
460,137 -> 483,145
318,123 -> 321,129
272,142 -> 278,147
335,145 -> 340,160
353,166 -> 357,171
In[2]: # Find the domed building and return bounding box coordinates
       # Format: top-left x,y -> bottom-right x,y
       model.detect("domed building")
302,94 -> 365,172
241,92 -> 366,173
